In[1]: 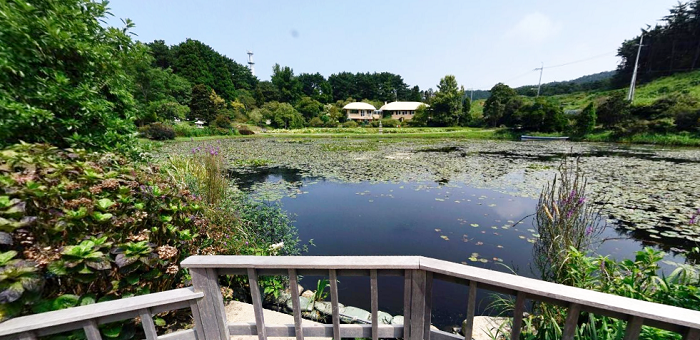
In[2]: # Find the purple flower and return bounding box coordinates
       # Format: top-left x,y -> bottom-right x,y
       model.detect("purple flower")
567,210 -> 574,219
586,226 -> 593,235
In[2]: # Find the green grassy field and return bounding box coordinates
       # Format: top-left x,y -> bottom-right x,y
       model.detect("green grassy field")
554,70 -> 700,110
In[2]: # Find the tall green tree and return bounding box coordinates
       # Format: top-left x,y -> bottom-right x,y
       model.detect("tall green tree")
597,92 -> 631,129
298,73 -> 333,103
575,103 -> 597,136
169,39 -> 256,101
254,81 -> 280,106
271,64 -> 303,103
295,97 -> 323,121
409,86 -> 422,102
517,98 -> 566,132
430,75 -> 463,126
483,83 -> 517,127
259,102 -> 305,128
460,95 -> 472,126
0,0 -> 141,150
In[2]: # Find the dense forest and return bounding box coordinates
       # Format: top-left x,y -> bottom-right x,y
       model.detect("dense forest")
514,71 -> 615,97
613,0 -> 700,87
3,0 -> 700,148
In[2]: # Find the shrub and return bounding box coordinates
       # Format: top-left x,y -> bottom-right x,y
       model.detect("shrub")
213,114 -> 232,129
309,117 -> 324,127
342,121 -> 358,128
0,143 -> 204,321
380,119 -> 401,128
239,128 -> 255,135
143,122 -> 175,140
574,103 -> 596,136
0,0 -> 140,151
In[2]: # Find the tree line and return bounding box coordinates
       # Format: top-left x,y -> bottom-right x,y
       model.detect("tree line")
613,0 -> 700,87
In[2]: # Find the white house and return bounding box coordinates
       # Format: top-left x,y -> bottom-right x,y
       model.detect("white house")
343,102 -> 380,121
379,102 -> 427,122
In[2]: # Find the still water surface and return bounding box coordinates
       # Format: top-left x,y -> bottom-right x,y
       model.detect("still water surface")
232,168 -> 674,329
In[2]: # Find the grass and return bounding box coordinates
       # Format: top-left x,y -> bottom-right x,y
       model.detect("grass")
554,69 -> 700,110
583,130 -> 700,146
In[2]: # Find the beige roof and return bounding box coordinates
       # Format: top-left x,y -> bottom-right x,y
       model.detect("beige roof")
379,101 -> 427,111
343,102 -> 377,110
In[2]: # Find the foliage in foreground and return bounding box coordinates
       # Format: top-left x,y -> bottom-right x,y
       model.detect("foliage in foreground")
0,0 -> 141,151
493,156 -> 700,339
0,143 -> 205,331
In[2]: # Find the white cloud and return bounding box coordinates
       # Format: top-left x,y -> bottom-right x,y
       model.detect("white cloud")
505,12 -> 561,43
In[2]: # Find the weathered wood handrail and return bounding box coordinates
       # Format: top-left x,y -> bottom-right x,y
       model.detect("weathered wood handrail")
1,256 -> 700,340
180,255 -> 700,340
0,287 -> 204,340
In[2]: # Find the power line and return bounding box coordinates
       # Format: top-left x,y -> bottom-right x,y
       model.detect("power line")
544,51 -> 618,69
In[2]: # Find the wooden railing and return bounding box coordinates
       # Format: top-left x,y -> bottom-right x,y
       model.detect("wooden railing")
1,255 -> 700,340
0,288 -> 203,340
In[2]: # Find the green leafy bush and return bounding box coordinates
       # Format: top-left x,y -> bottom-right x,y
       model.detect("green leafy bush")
213,114 -> 233,129
172,123 -> 234,137
143,123 -> 176,140
0,0 -> 141,151
342,121 -> 358,128
0,143 -> 204,322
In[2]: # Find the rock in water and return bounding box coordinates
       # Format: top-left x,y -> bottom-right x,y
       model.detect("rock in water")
314,301 -> 345,316
340,306 -> 371,323
285,296 -> 314,312
301,290 -> 315,299
391,315 -> 404,325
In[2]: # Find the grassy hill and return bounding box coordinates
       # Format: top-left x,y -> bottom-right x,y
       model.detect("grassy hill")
553,70 -> 700,110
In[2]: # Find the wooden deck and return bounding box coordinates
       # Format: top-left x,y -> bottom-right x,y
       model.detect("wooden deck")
1,256 -> 699,340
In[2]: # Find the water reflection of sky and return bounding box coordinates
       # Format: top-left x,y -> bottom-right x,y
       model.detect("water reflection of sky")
241,173 -> 683,329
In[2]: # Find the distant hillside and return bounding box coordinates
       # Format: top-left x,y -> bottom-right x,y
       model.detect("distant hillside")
463,89 -> 491,100
515,70 -> 615,97
553,69 -> 700,110
568,70 -> 616,84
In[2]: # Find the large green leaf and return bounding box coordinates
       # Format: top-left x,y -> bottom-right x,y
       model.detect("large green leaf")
0,251 -> 17,266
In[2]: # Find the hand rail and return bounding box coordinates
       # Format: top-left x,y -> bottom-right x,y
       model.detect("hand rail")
0,288 -> 204,340
1,256 -> 699,340
181,255 -> 700,340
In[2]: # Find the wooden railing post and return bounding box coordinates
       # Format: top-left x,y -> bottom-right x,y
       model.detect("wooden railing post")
190,268 -> 230,340
406,269 -> 432,340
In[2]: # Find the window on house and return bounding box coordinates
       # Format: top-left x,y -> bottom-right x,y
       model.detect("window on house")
350,110 -> 358,114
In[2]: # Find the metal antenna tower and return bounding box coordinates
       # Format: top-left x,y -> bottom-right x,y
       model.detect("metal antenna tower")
247,51 -> 255,76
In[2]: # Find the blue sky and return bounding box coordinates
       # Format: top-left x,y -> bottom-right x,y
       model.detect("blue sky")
106,1 -> 678,90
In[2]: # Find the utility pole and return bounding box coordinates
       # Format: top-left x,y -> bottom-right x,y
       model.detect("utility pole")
535,62 -> 544,97
470,88 -> 474,102
627,33 -> 644,102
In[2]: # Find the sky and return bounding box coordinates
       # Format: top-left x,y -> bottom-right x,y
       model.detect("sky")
105,0 -> 678,91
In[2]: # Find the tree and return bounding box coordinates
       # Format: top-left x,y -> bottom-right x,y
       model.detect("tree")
409,104 -> 430,127
295,97 -> 323,121
259,102 -> 305,129
597,92 -> 630,129
483,83 -> 517,127
298,73 -> 333,103
575,103 -> 597,136
459,96 -> 472,126
430,75 -> 463,126
146,40 -> 172,69
409,86 -> 422,102
517,98 -> 566,132
255,81 -> 280,106
0,0 -> 141,150
189,84 -> 213,121
271,64 -> 303,103
169,39 -> 255,101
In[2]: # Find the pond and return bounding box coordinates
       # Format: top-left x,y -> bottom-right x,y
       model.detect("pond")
161,138 -> 700,329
